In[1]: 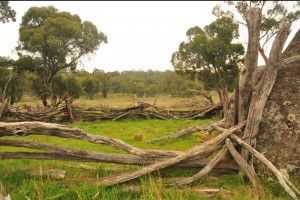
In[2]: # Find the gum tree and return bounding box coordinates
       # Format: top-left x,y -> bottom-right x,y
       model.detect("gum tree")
16,6 -> 107,106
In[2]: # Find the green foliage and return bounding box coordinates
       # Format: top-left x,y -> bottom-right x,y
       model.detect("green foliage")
171,17 -> 244,93
52,74 -> 82,102
213,1 -> 300,55
92,69 -> 112,98
16,5 -> 107,91
0,56 -> 28,105
81,77 -> 100,100
0,1 -> 16,23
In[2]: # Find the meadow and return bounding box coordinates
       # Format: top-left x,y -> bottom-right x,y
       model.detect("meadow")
1,95 -> 298,199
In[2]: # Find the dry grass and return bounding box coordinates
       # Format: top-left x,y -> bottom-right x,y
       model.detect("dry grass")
15,92 -> 221,110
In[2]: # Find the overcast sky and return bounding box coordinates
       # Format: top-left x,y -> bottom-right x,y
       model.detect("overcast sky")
0,1 -> 299,72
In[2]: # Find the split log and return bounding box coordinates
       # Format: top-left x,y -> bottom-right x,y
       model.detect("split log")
0,152 -> 238,170
225,138 -> 264,197
74,121 -> 245,186
241,22 -> 291,163
167,145 -> 228,187
231,134 -> 299,200
0,138 -> 237,170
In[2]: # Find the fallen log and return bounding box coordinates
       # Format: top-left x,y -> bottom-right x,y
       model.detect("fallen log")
73,121 -> 246,186
167,145 -> 228,187
0,152 -> 238,170
0,121 -> 181,158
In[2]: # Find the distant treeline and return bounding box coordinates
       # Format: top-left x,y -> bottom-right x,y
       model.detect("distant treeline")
0,68 -> 203,105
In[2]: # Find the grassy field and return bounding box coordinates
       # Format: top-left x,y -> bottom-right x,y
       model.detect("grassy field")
0,118 -> 298,200
14,92 -> 221,109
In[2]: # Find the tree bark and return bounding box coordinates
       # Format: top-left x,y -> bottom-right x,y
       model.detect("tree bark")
226,138 -> 264,197
238,7 -> 261,123
241,22 -> 291,163
167,145 -> 228,187
0,121 -> 182,158
78,121 -> 246,186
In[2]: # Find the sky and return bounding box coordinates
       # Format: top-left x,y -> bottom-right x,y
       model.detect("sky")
0,1 -> 299,72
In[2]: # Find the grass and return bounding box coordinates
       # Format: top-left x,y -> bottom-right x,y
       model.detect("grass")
14,92 -> 221,109
0,119 -> 298,199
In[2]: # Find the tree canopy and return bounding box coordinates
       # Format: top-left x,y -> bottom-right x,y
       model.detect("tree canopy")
0,1 -> 16,23
171,16 -> 244,113
213,1 -> 300,63
16,6 -> 107,86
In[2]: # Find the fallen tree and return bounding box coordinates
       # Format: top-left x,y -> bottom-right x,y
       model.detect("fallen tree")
4,101 -> 222,123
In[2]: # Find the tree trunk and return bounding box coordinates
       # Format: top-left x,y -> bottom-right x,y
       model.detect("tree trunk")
238,7 -> 261,123
240,22 -> 291,163
41,93 -> 48,108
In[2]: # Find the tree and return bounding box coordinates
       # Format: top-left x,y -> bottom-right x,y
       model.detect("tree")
213,1 -> 300,64
81,77 -> 100,100
51,74 -> 82,105
0,56 -> 27,105
171,17 -> 244,117
0,1 -> 16,23
92,69 -> 111,98
16,6 -> 107,106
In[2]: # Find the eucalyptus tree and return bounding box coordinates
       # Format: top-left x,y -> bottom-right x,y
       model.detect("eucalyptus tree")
0,1 -> 16,23
213,1 -> 300,64
16,6 -> 107,106
171,17 -> 244,116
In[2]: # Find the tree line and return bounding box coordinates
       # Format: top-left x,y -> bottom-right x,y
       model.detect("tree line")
0,66 -> 204,105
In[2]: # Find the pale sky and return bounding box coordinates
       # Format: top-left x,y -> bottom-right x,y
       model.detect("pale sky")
0,1 -> 299,72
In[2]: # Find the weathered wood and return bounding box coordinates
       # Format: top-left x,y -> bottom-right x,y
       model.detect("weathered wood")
148,126 -> 205,144
79,121 -> 246,186
241,22 -> 291,163
231,134 -> 299,200
0,121 -> 181,158
168,145 -> 228,187
64,92 -> 74,123
148,118 -> 228,144
238,7 -> 261,123
0,151 -> 238,170
225,138 -> 264,197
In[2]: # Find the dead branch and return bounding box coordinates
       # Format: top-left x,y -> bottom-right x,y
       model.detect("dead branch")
0,139 -> 237,170
73,121 -> 245,186
0,121 -> 181,158
187,89 -> 215,105
148,118 -> 227,144
0,152 -> 238,170
148,126 -> 205,144
226,138 -> 264,197
231,134 -> 299,200
167,145 -> 228,187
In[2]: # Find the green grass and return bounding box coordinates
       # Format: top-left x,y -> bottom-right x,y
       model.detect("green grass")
0,119 -> 298,200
